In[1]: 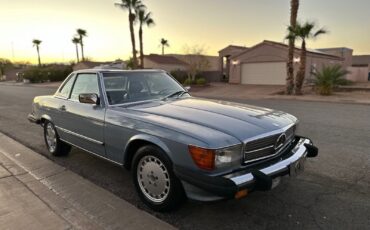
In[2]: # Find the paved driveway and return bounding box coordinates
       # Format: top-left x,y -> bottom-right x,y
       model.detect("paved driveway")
0,85 -> 369,229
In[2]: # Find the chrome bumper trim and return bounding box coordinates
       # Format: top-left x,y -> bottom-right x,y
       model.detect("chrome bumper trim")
227,138 -> 312,186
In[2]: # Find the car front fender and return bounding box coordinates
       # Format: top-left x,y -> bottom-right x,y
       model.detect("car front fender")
123,134 -> 173,166
41,114 -> 53,124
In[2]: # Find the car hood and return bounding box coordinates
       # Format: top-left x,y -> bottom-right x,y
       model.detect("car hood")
119,97 -> 297,142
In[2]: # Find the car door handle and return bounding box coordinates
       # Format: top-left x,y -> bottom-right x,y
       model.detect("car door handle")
59,105 -> 66,111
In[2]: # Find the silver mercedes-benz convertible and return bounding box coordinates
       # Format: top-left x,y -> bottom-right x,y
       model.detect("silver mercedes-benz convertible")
28,69 -> 318,211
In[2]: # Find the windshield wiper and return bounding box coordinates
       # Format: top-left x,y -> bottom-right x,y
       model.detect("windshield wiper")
163,90 -> 188,100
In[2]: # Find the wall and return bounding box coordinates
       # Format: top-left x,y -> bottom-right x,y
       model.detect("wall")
143,58 -> 187,72
168,54 -> 220,71
201,71 -> 222,82
346,66 -> 369,82
319,48 -> 353,68
305,56 -> 343,83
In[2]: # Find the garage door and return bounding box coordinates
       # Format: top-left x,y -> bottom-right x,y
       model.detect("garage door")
241,62 -> 286,85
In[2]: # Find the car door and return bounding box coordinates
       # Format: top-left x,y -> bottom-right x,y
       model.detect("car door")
57,73 -> 106,157
52,74 -> 75,130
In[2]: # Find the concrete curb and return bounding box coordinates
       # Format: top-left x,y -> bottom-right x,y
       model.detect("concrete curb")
0,132 -> 176,230
262,95 -> 370,106
0,81 -> 61,89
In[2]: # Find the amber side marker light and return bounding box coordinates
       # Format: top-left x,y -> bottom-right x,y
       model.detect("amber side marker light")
188,145 -> 215,170
235,189 -> 248,199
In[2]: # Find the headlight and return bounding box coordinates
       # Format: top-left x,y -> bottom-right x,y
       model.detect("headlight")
215,145 -> 243,168
189,144 -> 243,170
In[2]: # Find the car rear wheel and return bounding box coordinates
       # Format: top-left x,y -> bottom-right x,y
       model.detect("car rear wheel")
43,121 -> 71,156
132,145 -> 186,212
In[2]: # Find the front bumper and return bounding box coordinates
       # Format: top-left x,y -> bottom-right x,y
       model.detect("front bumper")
27,113 -> 40,124
175,136 -> 318,201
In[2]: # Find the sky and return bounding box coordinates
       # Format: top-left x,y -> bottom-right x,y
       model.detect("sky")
1,0 -> 370,64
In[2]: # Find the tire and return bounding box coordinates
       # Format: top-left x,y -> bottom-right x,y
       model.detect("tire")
132,145 -> 186,212
43,121 -> 71,156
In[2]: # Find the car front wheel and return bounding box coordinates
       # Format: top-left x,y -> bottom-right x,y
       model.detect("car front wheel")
43,121 -> 71,156
132,145 -> 186,212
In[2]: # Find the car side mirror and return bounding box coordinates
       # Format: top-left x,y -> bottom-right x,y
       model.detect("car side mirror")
79,93 -> 100,105
184,86 -> 191,92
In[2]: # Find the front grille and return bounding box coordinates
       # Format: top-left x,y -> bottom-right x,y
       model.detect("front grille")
244,125 -> 296,164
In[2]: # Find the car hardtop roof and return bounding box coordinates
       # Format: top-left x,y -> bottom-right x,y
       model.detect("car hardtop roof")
73,69 -> 167,74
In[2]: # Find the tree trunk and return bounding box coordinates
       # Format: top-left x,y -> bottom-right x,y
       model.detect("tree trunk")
75,44 -> 80,63
37,46 -> 41,66
139,24 -> 144,69
162,45 -> 164,55
80,36 -> 85,61
295,40 -> 306,95
286,0 -> 299,95
129,13 -> 138,69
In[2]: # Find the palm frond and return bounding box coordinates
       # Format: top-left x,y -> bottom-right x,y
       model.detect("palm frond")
72,37 -> 80,44
76,28 -> 87,37
32,39 -> 42,46
314,28 -> 328,37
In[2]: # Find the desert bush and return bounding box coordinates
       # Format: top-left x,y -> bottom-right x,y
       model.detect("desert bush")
196,77 -> 207,85
23,65 -> 72,83
183,78 -> 194,86
314,65 -> 351,95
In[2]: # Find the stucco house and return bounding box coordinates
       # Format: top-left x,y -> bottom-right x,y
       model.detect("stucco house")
143,54 -> 188,72
219,45 -> 249,80
347,55 -> 370,82
221,40 -> 343,85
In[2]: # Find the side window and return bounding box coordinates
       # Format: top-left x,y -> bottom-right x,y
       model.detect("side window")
70,73 -> 99,101
57,75 -> 75,98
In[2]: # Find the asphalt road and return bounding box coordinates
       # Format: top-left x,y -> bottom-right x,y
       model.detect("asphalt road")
0,84 -> 369,229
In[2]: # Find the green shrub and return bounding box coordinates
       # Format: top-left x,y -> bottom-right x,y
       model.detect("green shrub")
314,65 -> 351,95
23,67 -> 47,83
196,77 -> 207,85
183,78 -> 194,86
23,65 -> 72,83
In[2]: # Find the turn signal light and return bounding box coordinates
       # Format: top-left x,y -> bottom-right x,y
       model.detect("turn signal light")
188,145 -> 215,170
235,189 -> 248,199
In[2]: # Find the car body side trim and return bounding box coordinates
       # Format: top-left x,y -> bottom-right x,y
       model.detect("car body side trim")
55,126 -> 104,145
59,138 -> 123,166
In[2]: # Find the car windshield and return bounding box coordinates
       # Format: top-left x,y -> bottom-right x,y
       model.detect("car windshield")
103,72 -> 187,105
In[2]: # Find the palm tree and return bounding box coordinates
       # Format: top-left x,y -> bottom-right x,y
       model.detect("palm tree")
287,21 -> 327,95
137,9 -> 155,68
115,0 -> 145,69
160,38 -> 169,55
76,29 -> 87,61
286,0 -> 300,95
72,37 -> 80,63
32,39 -> 42,66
